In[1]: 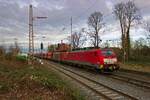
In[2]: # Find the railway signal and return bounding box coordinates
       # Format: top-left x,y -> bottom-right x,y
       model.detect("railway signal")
41,42 -> 43,50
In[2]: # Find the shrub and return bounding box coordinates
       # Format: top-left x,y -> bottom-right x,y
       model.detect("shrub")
16,55 -> 27,62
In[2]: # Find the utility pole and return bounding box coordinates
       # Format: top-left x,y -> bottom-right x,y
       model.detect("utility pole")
123,37 -> 126,63
28,4 -> 47,64
28,5 -> 34,64
29,5 -> 34,54
70,17 -> 72,49
71,17 -> 72,35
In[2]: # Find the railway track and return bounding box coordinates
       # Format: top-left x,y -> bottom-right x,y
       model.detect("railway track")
46,61 -> 138,100
60,62 -> 150,90
109,73 -> 150,89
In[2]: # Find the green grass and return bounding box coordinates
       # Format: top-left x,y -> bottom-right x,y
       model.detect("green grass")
16,55 -> 27,62
27,66 -> 85,100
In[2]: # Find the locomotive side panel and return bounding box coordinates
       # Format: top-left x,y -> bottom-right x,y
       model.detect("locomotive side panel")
47,52 -> 52,59
60,50 -> 101,69
52,52 -> 61,61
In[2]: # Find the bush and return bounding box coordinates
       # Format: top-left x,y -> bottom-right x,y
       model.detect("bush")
16,55 -> 27,62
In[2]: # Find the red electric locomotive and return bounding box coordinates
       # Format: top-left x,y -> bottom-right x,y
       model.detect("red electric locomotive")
51,48 -> 119,72
35,43 -> 119,72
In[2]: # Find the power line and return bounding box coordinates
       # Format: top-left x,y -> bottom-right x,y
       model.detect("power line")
57,0 -> 98,32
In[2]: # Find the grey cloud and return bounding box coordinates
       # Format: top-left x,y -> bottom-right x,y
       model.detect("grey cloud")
0,0 -> 150,47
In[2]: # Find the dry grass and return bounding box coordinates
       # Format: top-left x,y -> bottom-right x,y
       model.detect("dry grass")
0,60 -> 84,100
119,62 -> 150,73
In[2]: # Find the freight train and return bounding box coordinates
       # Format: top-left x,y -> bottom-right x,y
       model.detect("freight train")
34,43 -> 119,72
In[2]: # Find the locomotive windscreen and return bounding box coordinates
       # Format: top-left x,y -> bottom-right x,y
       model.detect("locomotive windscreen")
101,50 -> 114,56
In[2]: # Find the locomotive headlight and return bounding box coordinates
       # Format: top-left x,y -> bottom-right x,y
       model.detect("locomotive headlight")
104,58 -> 109,64
112,58 -> 117,62
104,58 -> 107,62
104,58 -> 117,64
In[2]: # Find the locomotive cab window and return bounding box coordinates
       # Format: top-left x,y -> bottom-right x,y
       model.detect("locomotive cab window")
101,50 -> 114,56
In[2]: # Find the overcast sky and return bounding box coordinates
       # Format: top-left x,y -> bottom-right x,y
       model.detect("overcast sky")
0,0 -> 150,49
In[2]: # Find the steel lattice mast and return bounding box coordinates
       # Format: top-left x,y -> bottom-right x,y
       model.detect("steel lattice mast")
29,5 -> 34,55
28,4 -> 47,64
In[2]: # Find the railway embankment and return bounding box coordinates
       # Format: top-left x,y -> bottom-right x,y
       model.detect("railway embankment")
119,62 -> 150,75
0,59 -> 84,100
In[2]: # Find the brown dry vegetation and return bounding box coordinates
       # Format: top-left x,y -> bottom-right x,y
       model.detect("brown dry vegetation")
119,62 -> 150,73
0,60 -> 84,100
0,46 -> 84,100
112,47 -> 150,73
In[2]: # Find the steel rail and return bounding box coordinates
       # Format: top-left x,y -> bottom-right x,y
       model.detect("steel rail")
47,61 -> 138,100
109,73 -> 150,89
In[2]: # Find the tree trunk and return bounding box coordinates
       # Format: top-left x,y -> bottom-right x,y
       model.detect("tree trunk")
96,29 -> 99,48
122,33 -> 126,62
126,26 -> 131,62
96,33 -> 99,48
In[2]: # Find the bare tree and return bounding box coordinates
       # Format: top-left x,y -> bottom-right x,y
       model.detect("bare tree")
103,40 -> 110,48
143,21 -> 150,47
87,31 -> 102,47
114,1 -> 141,61
0,46 -> 5,60
114,2 -> 126,55
88,11 -> 103,48
144,21 -> 150,38
145,21 -> 150,32
14,40 -> 20,55
67,29 -> 87,49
